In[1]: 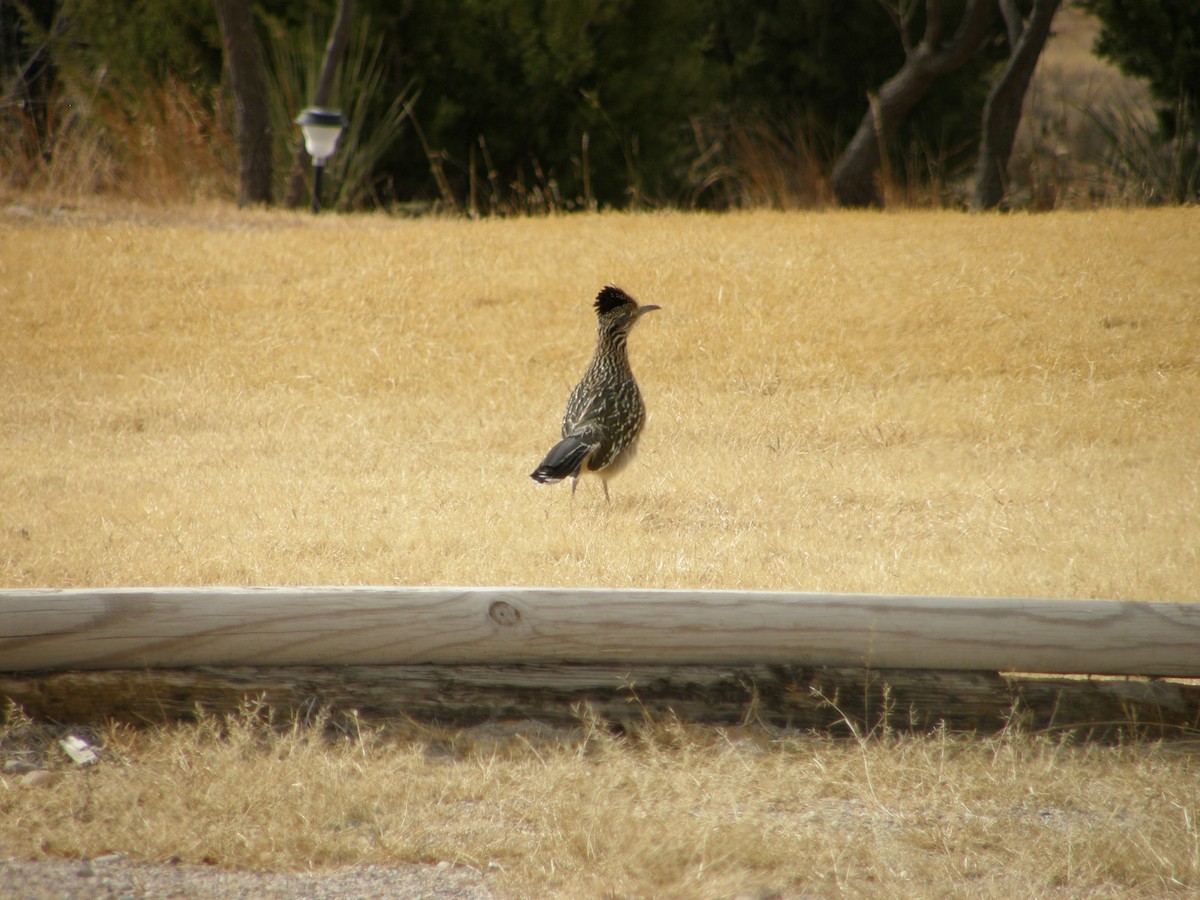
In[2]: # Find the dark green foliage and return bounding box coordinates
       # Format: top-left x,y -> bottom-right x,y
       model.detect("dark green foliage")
29,0 -> 224,95
2,1 -> 57,138
12,0 -> 1173,208
1080,0 -> 1199,136
3,0 -> 223,144
0,0 -> 1007,208
362,0 -> 1011,208
2,0 -> 228,191
709,1 -> 902,142
708,0 -> 1011,202
356,0 -> 721,209
1079,0 -> 1198,202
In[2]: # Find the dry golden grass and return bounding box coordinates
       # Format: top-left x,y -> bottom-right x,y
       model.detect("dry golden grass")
1,704 -> 1198,897
1,206 -> 1197,597
1,205 -> 1198,896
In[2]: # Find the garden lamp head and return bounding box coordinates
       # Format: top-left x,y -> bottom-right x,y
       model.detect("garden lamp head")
295,108 -> 346,165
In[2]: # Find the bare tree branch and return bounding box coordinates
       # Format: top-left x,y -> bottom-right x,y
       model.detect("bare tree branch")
999,0 -> 1024,47
923,0 -> 944,51
833,0 -> 995,206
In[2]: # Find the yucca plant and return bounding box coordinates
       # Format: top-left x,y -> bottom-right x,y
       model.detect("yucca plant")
267,13 -> 416,210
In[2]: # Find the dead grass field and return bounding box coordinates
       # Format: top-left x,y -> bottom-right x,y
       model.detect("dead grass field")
1,204 -> 1199,896
1,704 -> 1198,898
1,205 -> 1196,596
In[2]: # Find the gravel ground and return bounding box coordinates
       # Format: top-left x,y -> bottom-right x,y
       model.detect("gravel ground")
0,857 -> 496,899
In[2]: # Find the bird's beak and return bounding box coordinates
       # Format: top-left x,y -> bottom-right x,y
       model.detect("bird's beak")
636,304 -> 662,317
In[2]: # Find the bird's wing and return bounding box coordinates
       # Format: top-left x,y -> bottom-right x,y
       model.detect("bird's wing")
561,390 -> 604,437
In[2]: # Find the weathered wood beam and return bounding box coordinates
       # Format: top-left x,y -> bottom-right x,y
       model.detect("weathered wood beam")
1,664 -> 1197,739
2,588 -> 1197,676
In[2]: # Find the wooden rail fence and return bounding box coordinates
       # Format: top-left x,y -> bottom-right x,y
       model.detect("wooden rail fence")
2,588 -> 1198,736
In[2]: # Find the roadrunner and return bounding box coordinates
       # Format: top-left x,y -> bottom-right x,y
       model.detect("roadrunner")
530,285 -> 660,500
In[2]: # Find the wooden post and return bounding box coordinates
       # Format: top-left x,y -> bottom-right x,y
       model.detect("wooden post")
2,587 -> 1197,675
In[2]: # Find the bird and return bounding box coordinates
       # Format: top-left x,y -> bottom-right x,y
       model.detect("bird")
530,285 -> 661,501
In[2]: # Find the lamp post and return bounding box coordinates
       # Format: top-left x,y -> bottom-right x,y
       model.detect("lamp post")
295,107 -> 346,213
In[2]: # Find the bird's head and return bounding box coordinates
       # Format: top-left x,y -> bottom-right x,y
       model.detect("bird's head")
593,285 -> 660,337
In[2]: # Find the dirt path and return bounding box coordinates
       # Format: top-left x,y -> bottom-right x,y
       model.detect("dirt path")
0,857 -> 496,899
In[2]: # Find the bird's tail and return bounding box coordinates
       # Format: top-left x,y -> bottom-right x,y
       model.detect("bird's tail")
530,437 -> 592,484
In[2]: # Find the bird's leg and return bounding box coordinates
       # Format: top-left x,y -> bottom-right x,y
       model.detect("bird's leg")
570,476 -> 578,498
602,480 -> 610,504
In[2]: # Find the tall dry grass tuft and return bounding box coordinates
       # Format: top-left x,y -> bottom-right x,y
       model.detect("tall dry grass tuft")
0,81 -> 116,201
101,75 -> 238,205
688,115 -> 835,209
1084,97 -> 1200,205
0,75 -> 235,206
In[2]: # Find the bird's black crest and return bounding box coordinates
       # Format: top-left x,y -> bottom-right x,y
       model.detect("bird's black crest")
594,285 -> 635,315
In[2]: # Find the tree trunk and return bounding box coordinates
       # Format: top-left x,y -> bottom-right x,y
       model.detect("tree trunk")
970,0 -> 1062,210
283,0 -> 355,209
214,0 -> 272,206
831,0 -> 995,207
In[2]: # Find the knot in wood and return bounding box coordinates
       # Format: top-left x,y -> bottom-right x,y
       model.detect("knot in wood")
488,600 -> 520,627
